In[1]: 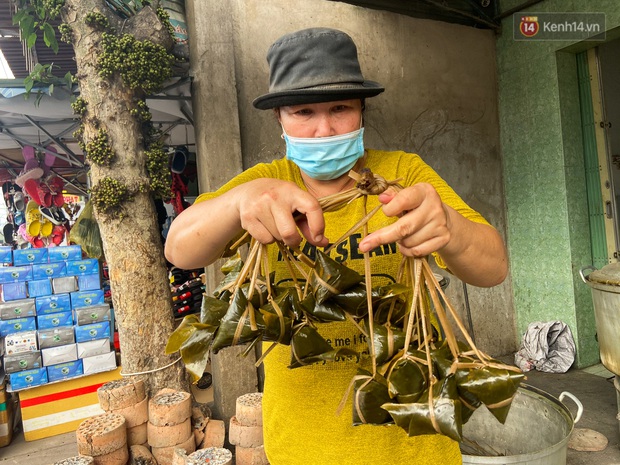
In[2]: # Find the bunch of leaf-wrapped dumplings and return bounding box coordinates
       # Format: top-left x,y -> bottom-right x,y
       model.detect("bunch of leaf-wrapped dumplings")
166,169 -> 523,442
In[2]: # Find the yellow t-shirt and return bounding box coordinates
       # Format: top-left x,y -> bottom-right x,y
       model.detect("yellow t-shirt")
196,149 -> 489,465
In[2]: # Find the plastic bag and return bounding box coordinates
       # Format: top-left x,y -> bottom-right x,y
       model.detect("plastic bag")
514,321 -> 576,373
69,200 -> 103,259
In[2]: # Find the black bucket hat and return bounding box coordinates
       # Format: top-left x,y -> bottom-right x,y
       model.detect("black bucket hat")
253,28 -> 384,110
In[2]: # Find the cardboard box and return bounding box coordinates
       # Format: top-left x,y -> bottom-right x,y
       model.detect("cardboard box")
9,367 -> 48,390
82,351 -> 117,375
35,293 -> 72,315
32,262 -> 67,280
27,278 -> 53,298
41,343 -> 77,366
36,311 -> 74,330
0,265 -> 33,284
47,245 -> 82,263
38,326 -> 75,349
18,367 -> 121,441
70,290 -> 104,309
66,259 -> 99,276
4,331 -> 38,355
1,282 -> 28,301
74,321 -> 110,343
77,273 -> 101,291
73,304 -> 111,326
52,277 -> 78,294
46,359 -> 83,382
0,299 -> 36,320
0,317 -> 36,337
77,339 -> 111,358
0,245 -> 12,265
3,351 -> 42,374
13,248 -> 48,266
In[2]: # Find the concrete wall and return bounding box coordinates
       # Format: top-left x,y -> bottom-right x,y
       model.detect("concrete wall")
496,0 -> 620,367
189,0 -> 515,356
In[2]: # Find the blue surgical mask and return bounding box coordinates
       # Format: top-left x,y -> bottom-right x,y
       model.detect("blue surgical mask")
283,127 -> 365,181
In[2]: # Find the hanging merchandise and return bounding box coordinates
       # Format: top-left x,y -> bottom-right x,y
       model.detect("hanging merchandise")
69,200 -> 103,259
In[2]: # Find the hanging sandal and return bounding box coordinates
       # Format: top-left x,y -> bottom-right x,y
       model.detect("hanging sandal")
25,200 -> 42,237
15,146 -> 44,187
41,146 -> 57,177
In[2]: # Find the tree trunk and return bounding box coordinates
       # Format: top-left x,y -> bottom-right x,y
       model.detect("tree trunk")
62,0 -> 188,395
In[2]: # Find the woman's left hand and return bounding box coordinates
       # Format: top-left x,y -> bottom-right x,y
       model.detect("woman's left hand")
359,183 -> 451,257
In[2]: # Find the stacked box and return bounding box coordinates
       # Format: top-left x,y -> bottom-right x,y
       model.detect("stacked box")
0,246 -> 116,392
18,367 -> 122,441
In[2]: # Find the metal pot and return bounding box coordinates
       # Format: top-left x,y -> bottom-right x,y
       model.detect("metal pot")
461,384 -> 582,465
580,264 -> 620,375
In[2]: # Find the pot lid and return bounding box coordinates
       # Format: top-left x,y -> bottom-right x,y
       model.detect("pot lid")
589,262 -> 620,285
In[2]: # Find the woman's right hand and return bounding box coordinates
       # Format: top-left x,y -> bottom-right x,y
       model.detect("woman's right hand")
235,178 -> 329,249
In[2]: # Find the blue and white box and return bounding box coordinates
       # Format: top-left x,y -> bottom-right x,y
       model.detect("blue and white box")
1,282 -> 28,301
27,278 -> 53,298
70,290 -> 105,309
73,304 -> 111,326
0,246 -> 12,264
66,259 -> 99,276
46,359 -> 83,382
9,367 -> 48,390
35,293 -> 72,315
41,343 -> 78,366
32,262 -> 67,280
13,248 -> 48,266
37,311 -> 74,330
0,317 -> 36,337
75,321 -> 110,343
0,265 -> 33,284
48,245 -> 82,263
38,326 -> 75,349
0,299 -> 36,320
77,274 -> 101,291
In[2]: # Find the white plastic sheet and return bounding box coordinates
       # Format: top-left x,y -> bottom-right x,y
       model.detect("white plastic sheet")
514,321 -> 576,373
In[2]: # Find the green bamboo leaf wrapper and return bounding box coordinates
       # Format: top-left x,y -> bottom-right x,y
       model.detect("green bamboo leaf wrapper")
288,324 -> 358,368
211,288 -> 263,353
383,375 -> 462,441
310,250 -> 363,304
165,314 -> 200,354
180,326 -> 217,382
352,369 -> 393,425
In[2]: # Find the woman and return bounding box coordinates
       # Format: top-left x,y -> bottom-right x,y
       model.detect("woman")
165,27 -> 508,465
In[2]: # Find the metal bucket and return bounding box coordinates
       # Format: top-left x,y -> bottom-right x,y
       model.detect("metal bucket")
461,384 -> 582,465
580,264 -> 620,375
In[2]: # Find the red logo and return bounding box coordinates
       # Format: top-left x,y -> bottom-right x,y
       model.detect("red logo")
520,16 -> 539,37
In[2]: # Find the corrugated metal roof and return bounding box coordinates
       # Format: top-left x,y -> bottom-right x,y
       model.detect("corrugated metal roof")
329,0 -> 502,31
0,0 -> 77,79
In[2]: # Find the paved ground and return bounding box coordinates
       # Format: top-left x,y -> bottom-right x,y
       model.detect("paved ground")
1,364 -> 619,464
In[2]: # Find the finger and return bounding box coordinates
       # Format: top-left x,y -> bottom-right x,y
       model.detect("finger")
397,234 -> 449,258
271,208 -> 303,248
381,188 -> 425,218
295,203 -> 327,246
358,218 -> 417,253
241,219 -> 277,245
